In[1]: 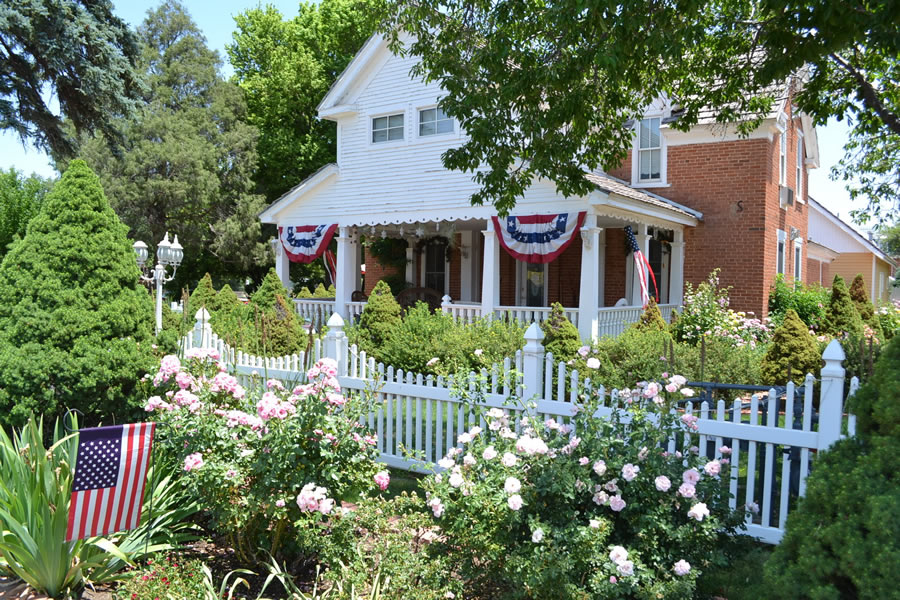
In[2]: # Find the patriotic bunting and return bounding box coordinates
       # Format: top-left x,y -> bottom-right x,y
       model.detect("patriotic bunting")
624,225 -> 659,308
279,224 -> 338,264
66,423 -> 156,541
492,212 -> 586,264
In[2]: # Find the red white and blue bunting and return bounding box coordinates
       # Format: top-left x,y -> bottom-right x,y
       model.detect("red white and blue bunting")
492,212 -> 586,264
278,224 -> 338,264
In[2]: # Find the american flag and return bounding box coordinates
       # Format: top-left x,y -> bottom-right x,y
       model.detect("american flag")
624,226 -> 658,308
66,423 -> 156,541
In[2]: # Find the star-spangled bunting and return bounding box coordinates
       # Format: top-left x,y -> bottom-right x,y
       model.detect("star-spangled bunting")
278,224 -> 338,264
625,225 -> 658,308
492,212 -> 586,264
66,423 -> 156,541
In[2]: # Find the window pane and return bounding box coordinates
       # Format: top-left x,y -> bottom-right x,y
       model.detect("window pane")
436,118 -> 454,134
640,150 -> 651,179
640,120 -> 650,148
372,116 -> 387,130
649,118 -> 660,147
420,108 -> 436,123
420,121 -> 436,136
436,107 -> 449,120
388,126 -> 403,141
777,241 -> 784,274
650,149 -> 661,179
389,114 -> 404,128
372,128 -> 387,143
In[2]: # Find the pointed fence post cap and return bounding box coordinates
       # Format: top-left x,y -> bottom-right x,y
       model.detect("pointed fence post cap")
524,322 -> 544,342
822,338 -> 846,362
194,307 -> 210,322
326,312 -> 345,328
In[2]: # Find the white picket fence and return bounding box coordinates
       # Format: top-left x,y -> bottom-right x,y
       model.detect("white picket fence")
185,309 -> 858,545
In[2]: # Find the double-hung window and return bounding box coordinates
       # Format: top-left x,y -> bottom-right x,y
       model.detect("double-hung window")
372,114 -> 404,143
419,107 -> 453,136
638,117 -> 662,182
793,239 -> 803,282
776,230 -> 786,276
779,130 -> 787,186
796,134 -> 804,201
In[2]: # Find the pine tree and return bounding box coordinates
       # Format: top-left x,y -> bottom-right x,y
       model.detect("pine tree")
188,272 -> 217,317
823,275 -> 864,340
849,273 -> 883,338
251,268 -> 291,309
541,303 -> 582,360
634,297 -> 668,332
0,160 -> 154,427
760,310 -> 823,385
357,280 -> 402,347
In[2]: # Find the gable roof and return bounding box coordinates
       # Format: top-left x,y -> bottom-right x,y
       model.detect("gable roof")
258,164 -> 339,223
317,33 -> 388,117
808,196 -> 897,267
585,172 -> 702,221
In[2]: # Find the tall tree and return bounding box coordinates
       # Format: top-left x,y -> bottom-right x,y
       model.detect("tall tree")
0,0 -> 144,159
75,0 -> 268,288
0,167 -> 52,260
386,0 -> 900,220
228,0 -> 383,200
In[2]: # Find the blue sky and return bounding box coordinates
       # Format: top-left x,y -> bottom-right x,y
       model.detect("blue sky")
0,1 -> 867,225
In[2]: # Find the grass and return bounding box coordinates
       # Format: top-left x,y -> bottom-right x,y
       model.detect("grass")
696,538 -> 773,600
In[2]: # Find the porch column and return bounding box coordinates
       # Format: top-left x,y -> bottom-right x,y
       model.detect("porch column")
630,223 -> 650,305
578,214 -> 601,341
404,237 -> 415,286
597,229 -> 606,307
460,230 -> 474,302
481,220 -> 500,320
335,226 -> 356,319
273,237 -> 291,290
669,229 -> 685,307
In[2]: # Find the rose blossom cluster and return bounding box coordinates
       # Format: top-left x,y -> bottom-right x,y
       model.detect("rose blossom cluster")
296,483 -> 335,515
608,545 -> 635,577
256,391 -> 297,421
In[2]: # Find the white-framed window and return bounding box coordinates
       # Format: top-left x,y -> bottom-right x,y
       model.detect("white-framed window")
637,117 -> 662,182
418,106 -> 454,137
778,130 -> 787,186
793,239 -> 803,282
372,113 -> 404,143
423,237 -> 448,294
796,133 -> 804,202
776,229 -> 786,275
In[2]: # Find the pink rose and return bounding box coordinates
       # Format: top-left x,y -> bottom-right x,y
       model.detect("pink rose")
682,468 -> 701,485
374,470 -> 390,491
183,452 -> 204,472
678,483 -> 696,498
507,494 -> 523,511
609,495 -> 626,512
673,560 -> 691,576
655,476 -> 671,492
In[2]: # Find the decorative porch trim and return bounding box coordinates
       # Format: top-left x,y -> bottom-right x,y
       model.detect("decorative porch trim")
278,224 -> 338,263
492,212 -> 587,264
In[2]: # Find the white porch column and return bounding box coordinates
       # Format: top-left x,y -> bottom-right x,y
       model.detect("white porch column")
480,220 -> 501,320
273,237 -> 291,290
335,226 -> 356,319
578,214 -> 601,341
404,237 -> 415,286
597,229 -> 606,308
630,224 -> 650,305
460,230 -> 474,302
669,228 -> 685,308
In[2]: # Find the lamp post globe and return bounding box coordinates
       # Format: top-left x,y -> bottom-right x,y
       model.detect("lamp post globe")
134,232 -> 183,336
132,240 -> 149,268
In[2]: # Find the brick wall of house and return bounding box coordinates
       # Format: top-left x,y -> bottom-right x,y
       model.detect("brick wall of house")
604,228 -> 628,306
607,107 -> 810,316
362,253 -> 400,296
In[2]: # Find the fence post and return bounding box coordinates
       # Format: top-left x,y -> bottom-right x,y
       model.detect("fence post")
522,322 -> 545,406
818,339 -> 846,450
441,294 -> 452,316
192,308 -> 212,349
324,312 -> 347,376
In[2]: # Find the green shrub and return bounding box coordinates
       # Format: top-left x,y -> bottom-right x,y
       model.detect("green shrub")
767,274 -> 829,330
255,294 -> 307,356
296,285 -> 313,298
117,555 -> 214,600
188,272 -> 217,316
356,280 -> 402,348
849,332 -> 900,439
822,275 -> 864,340
634,297 -> 668,331
0,160 -> 155,428
313,282 -> 330,298
849,273 -> 884,339
540,302 -> 582,361
760,309 -> 822,385
674,337 -> 766,386
251,267 -> 291,309
876,301 -> 900,341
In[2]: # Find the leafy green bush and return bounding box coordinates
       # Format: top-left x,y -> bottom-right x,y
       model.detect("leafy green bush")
635,297 -> 668,331
117,555 -> 218,600
312,282 -> 330,297
355,280 -> 402,348
0,417 -> 197,599
540,302 -> 582,361
147,351 -> 382,565
767,274 -> 829,330
876,300 -> 900,341
760,309 -> 822,385
421,376 -> 747,599
365,302 -> 525,376
849,330 -> 900,439
296,285 -> 314,298
0,160 -> 155,428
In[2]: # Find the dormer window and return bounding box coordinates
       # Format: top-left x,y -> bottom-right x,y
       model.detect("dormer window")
372,114 -> 404,143
419,107 -> 454,136
638,117 -> 662,182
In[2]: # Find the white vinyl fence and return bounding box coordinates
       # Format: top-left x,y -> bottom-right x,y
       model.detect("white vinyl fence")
185,309 -> 858,545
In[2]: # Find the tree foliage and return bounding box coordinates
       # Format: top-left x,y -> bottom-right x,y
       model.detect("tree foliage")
227,0 -> 383,200
0,168 -> 52,260
0,160 -> 154,428
386,0 -> 900,220
75,0 -> 269,288
823,275 -> 864,340
540,303 -> 582,360
356,280 -> 402,348
760,309 -> 822,385
0,0 -> 145,159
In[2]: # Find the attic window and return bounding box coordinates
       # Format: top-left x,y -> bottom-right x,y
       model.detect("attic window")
638,117 -> 662,181
419,107 -> 454,136
372,114 -> 404,143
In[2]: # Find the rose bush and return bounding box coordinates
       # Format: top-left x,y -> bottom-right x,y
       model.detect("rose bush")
145,350 -> 383,564
420,375 -> 747,599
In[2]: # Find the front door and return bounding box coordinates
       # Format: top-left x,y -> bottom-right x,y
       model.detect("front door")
518,261 -> 547,307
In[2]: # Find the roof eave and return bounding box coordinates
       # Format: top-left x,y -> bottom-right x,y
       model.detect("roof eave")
258,164 -> 340,224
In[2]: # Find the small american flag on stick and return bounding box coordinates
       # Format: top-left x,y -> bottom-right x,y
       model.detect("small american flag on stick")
66,423 -> 156,541
624,225 -> 658,308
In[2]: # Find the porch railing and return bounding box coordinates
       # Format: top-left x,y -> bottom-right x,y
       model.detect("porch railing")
294,298 -> 335,331
596,303 -> 678,339
494,305 -> 580,327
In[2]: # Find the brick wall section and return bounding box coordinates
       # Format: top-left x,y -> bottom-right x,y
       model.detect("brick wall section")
604,228 -> 627,306
362,253 -> 400,295
607,106 -> 810,317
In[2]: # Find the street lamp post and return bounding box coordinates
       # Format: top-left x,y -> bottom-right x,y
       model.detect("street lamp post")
133,233 -> 184,335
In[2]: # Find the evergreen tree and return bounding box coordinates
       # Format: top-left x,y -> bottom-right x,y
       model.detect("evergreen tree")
357,280 -> 402,347
251,268 -> 291,310
634,297 -> 668,332
760,310 -> 822,385
849,273 -> 883,338
0,168 -> 53,261
823,275 -> 864,340
187,272 -> 217,317
540,303 -> 582,361
0,160 -> 154,427
257,294 -> 307,356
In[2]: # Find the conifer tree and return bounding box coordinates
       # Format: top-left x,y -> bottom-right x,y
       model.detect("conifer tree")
251,268 -> 291,310
0,160 -> 154,427
357,280 -> 402,347
823,276 -> 864,340
541,303 -> 582,360
849,273 -> 883,338
760,310 -> 822,385
188,272 -> 217,316
634,297 -> 668,332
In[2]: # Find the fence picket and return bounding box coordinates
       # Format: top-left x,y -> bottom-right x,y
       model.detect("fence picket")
745,394 -> 760,523
729,399 -> 741,511
799,376 -> 814,498
761,389 -> 778,528
778,381 -> 795,529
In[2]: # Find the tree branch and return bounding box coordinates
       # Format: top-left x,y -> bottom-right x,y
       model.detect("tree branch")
828,52 -> 900,136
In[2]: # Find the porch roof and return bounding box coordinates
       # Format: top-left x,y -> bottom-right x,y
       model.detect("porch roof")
585,172 -> 703,222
